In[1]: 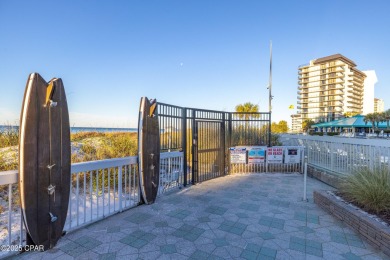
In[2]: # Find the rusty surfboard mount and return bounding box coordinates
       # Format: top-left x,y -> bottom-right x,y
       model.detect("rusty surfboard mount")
19,73 -> 70,250
138,97 -> 160,204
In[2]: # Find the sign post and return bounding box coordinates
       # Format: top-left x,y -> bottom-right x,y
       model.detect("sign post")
303,156 -> 308,202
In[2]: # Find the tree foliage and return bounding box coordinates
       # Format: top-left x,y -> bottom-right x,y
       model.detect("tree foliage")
302,119 -> 315,132
235,102 -> 259,120
271,120 -> 289,133
364,112 -> 384,132
383,109 -> 390,130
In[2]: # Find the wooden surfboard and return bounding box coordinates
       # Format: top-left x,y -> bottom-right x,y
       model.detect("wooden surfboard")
138,97 -> 160,204
19,73 -> 70,250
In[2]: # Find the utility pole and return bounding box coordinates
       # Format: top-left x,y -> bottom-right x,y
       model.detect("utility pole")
268,41 -> 273,147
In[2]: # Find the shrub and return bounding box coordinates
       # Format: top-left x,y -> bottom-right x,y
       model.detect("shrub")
0,127 -> 19,148
71,131 -> 105,142
326,132 -> 339,136
341,167 -> 390,214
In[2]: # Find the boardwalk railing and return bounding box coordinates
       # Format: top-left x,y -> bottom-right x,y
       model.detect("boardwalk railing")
279,134 -> 390,175
0,151 -> 183,258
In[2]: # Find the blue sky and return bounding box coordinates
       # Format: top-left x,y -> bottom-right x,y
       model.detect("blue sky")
1,1 -> 389,127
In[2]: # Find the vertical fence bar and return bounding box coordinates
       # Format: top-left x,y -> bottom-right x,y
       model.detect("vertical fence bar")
102,169 -> 105,216
83,172 -> 86,224
69,177 -> 72,230
118,166 -> 123,212
90,171 -> 93,222
8,183 -> 12,245
76,173 -> 79,226
124,165 -> 128,208
20,209 -> 23,246
96,170 -> 99,218
192,109 -> 196,184
108,168 -> 111,214
182,107 -> 187,186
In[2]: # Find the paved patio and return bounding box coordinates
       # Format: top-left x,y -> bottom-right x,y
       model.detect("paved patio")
14,173 -> 388,260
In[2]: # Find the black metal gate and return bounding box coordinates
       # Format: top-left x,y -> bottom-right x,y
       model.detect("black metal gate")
157,102 -> 270,186
193,120 -> 225,183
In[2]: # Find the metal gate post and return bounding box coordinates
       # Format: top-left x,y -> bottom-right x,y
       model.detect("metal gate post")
182,108 -> 187,186
221,113 -> 226,175
191,109 -> 197,184
227,113 -> 232,174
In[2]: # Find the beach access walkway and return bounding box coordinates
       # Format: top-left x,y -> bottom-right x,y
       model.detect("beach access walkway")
14,173 -> 387,260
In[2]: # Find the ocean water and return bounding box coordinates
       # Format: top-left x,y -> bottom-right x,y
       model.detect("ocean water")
0,125 -> 137,133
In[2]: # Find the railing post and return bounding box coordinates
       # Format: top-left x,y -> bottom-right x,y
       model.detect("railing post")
221,113 -> 226,175
182,107 -> 187,186
301,147 -> 305,174
118,166 -> 123,212
330,141 -> 335,172
8,183 -> 12,245
303,156 -> 308,202
227,113 -> 232,174
20,209 -> 23,246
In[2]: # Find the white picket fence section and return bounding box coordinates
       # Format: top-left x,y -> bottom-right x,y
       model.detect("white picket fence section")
0,151 -> 183,258
279,134 -> 390,175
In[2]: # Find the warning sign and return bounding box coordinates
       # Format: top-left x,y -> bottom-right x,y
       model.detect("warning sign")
267,147 -> 283,164
230,148 -> 247,164
248,147 -> 266,164
284,147 -> 301,163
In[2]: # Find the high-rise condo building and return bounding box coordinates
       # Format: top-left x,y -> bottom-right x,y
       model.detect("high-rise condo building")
298,54 -> 369,122
290,114 -> 302,133
362,70 -> 378,115
374,98 -> 384,113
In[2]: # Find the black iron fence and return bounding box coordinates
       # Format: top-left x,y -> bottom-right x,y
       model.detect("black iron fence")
157,102 -> 271,186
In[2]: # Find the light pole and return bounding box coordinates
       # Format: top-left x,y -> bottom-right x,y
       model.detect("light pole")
268,41 -> 273,147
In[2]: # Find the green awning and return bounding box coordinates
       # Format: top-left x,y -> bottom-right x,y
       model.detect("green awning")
312,115 -> 389,128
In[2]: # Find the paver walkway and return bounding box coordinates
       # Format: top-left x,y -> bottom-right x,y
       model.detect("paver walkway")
14,173 -> 388,259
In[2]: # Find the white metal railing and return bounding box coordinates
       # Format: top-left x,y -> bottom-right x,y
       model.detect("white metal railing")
279,134 -> 390,175
67,156 -> 140,232
159,151 -> 185,194
0,151 -> 183,258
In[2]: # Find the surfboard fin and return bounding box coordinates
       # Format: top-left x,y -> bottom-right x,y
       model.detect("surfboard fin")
149,99 -> 157,117
45,82 -> 56,107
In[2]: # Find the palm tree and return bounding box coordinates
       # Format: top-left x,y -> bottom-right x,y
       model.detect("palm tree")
364,113 -> 377,133
374,112 -> 385,130
235,102 -> 259,120
302,119 -> 315,132
383,109 -> 390,130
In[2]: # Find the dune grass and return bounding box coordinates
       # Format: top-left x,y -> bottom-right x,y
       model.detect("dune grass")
341,167 -> 390,214
72,132 -> 138,162
0,127 -> 18,148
